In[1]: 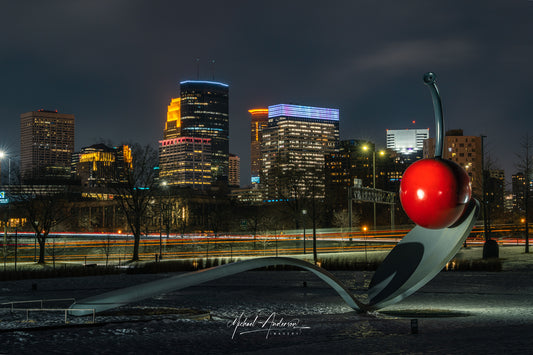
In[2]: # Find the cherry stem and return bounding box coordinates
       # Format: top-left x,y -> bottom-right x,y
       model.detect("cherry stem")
423,72 -> 444,158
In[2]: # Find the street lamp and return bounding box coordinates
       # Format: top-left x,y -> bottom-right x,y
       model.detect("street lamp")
302,209 -> 307,254
362,225 -> 368,263
159,180 -> 170,260
0,151 -> 12,185
362,145 -> 385,230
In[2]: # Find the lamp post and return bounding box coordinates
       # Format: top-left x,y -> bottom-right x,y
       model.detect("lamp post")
0,151 -> 12,185
362,225 -> 368,264
362,145 -> 385,230
302,209 -> 307,254
159,181 -> 169,260
0,151 -> 12,271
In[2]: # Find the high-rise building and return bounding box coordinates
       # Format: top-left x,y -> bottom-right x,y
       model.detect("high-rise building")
164,98 -> 181,139
386,128 -> 429,154
325,139 -> 373,208
158,137 -> 212,189
423,129 -> 483,197
179,80 -> 229,183
486,169 -> 505,217
20,110 -> 75,182
262,104 -> 339,199
511,172 -> 532,212
249,108 -> 269,184
386,128 -> 428,164
72,144 -> 132,188
229,154 -> 240,187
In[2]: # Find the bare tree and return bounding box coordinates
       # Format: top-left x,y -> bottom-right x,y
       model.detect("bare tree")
13,185 -> 73,264
111,144 -> 158,261
332,209 -> 360,231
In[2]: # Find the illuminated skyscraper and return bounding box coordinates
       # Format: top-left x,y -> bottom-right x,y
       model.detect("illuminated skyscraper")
158,137 -> 212,189
164,98 -> 181,139
249,108 -> 268,184
20,110 -> 75,182
262,104 -> 339,199
229,154 -> 240,187
179,80 -> 229,183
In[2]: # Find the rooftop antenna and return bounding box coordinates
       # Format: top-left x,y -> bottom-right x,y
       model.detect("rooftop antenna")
196,58 -> 200,79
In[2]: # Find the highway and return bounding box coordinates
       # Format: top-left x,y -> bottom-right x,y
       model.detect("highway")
1,224 -> 530,264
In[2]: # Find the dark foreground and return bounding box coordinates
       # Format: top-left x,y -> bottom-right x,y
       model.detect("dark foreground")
1,260 -> 533,354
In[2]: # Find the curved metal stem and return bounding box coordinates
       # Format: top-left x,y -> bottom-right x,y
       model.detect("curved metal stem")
423,72 -> 444,158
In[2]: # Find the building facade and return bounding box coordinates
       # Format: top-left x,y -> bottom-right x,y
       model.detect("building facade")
229,154 -> 240,187
262,104 -> 339,199
423,129 -> 483,197
158,137 -> 212,190
164,98 -> 181,140
386,128 -> 428,165
486,169 -> 505,217
20,110 -> 75,182
179,80 -> 229,183
512,172 -> 532,213
72,144 -> 132,188
249,108 -> 269,184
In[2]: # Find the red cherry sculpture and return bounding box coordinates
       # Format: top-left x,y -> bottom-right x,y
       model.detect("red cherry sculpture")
400,158 -> 471,229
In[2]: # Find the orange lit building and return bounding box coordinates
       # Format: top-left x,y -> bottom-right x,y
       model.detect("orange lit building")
72,144 -> 132,187
165,98 -> 181,139
249,108 -> 268,184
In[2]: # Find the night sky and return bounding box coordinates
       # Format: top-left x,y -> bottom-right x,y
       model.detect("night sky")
1,1 -> 532,186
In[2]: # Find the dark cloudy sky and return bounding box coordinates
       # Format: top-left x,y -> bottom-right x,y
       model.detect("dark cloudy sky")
1,1 -> 532,186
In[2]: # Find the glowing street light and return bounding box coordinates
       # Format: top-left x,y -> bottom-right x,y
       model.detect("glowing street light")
362,226 -> 368,263
0,151 -> 12,185
361,145 -> 386,230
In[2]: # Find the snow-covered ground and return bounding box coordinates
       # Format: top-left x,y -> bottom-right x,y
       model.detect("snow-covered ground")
1,246 -> 533,354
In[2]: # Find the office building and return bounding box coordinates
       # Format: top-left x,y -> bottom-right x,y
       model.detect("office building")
486,169 -> 505,217
229,154 -> 240,187
20,110 -> 75,181
387,128 -> 429,155
179,80 -> 229,183
423,129 -> 483,197
230,185 -> 264,205
512,172 -> 533,213
158,137 -> 211,189
249,108 -> 269,184
262,104 -> 339,199
72,144 -> 132,188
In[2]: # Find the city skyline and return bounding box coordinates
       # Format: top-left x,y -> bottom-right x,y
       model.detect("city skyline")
1,1 -> 532,186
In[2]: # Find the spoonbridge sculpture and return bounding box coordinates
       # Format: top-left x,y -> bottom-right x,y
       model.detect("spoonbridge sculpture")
70,73 -> 479,316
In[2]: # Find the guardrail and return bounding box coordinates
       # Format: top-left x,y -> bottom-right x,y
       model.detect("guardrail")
0,298 -> 96,323
1,298 -> 76,312
19,308 -> 96,323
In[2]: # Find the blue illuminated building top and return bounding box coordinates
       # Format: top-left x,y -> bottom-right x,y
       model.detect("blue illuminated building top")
268,104 -> 339,121
180,80 -> 229,88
